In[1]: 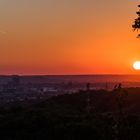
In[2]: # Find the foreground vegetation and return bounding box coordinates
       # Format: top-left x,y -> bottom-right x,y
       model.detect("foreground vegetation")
0,88 -> 140,140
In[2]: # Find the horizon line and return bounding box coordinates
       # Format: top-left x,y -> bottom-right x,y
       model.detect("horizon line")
0,74 -> 140,76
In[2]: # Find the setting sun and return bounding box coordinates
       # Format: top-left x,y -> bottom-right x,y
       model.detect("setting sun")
133,61 -> 140,70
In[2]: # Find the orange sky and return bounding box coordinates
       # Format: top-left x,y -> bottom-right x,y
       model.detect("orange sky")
0,0 -> 140,75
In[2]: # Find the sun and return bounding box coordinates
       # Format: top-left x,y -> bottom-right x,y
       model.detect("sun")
133,61 -> 140,70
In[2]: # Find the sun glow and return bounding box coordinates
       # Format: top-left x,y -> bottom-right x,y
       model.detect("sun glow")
133,61 -> 140,70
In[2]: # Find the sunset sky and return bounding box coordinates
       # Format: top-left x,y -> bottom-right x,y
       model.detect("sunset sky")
0,0 -> 140,75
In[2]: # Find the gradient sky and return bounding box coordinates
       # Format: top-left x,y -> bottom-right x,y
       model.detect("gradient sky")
0,0 -> 140,75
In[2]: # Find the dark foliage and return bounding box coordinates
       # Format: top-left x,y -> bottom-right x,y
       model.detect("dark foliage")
0,88 -> 140,140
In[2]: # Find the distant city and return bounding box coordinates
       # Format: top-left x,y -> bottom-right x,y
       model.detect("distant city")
0,75 -> 140,106
0,75 -> 78,106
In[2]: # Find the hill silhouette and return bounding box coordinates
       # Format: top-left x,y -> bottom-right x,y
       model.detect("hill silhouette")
36,88 -> 140,115
0,88 -> 140,139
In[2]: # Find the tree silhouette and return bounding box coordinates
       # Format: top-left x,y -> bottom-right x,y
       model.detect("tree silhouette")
132,5 -> 140,38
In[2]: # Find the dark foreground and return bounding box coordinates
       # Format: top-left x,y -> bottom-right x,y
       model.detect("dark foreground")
1,88 -> 140,140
